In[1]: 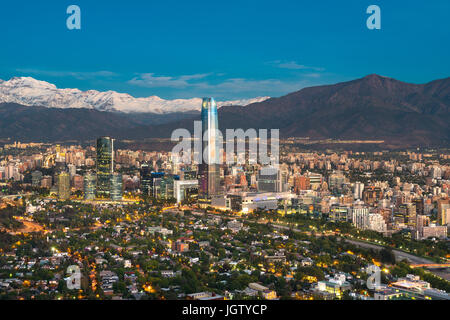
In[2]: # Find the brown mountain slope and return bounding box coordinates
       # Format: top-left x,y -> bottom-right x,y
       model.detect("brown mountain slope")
0,74 -> 448,147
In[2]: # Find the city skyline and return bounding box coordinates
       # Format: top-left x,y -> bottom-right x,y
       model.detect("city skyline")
0,135 -> 448,303
0,0 -> 448,308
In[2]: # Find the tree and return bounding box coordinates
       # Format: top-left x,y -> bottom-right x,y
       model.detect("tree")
380,248 -> 396,265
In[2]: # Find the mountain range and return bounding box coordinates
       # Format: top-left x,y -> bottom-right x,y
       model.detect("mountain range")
0,74 -> 448,148
0,77 -> 268,114
213,74 -> 450,147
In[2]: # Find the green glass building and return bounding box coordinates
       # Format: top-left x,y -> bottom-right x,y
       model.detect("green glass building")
160,175 -> 175,199
110,173 -> 123,201
31,170 -> 43,187
84,172 -> 96,200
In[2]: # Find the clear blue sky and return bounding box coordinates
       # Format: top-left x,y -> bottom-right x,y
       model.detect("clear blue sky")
0,0 -> 449,100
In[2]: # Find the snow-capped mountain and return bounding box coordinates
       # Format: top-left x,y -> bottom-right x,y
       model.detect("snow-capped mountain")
0,77 -> 269,114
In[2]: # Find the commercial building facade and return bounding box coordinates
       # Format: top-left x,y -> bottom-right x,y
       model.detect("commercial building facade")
198,97 -> 221,200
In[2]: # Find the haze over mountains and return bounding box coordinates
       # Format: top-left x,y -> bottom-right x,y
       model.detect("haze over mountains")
0,74 -> 448,147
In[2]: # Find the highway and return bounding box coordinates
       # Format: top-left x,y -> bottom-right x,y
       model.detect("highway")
343,239 -> 450,281
343,239 -> 434,265
266,222 -> 434,265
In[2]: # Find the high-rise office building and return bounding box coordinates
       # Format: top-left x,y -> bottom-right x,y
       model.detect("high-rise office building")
58,172 -> 70,200
31,170 -> 43,187
67,164 -> 77,178
72,174 -> 84,191
140,163 -> 152,196
257,167 -> 280,193
160,175 -> 175,199
84,172 -> 96,200
96,137 -> 114,199
198,97 -> 220,199
397,203 -> 417,227
412,198 -> 424,215
150,172 -> 165,198
353,182 -> 364,200
110,173 -> 123,201
328,171 -> 346,193
351,206 -> 370,230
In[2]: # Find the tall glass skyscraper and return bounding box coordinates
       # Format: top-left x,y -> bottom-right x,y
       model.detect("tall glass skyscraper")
150,172 -> 165,198
84,172 -> 96,200
96,137 -> 114,199
140,163 -> 152,196
110,173 -> 123,201
31,170 -> 43,187
57,172 -> 70,200
160,175 -> 175,199
198,97 -> 220,199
